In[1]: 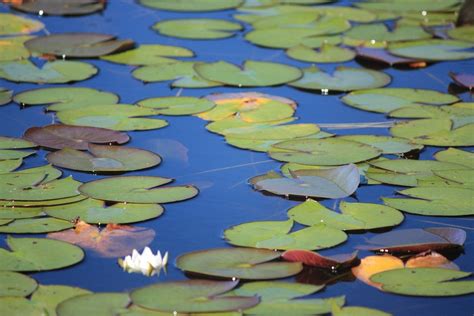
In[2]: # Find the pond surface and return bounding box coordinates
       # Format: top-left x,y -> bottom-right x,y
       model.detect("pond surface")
0,0 -> 473,315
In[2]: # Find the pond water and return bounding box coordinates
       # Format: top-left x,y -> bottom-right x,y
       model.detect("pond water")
0,0 -> 473,315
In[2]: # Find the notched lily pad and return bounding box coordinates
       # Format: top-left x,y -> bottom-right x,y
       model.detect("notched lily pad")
31,285 -> 92,316
282,250 -> 359,270
286,44 -> 355,63
138,96 -> 215,116
176,247 -> 303,280
101,44 -> 194,66
355,47 -> 425,67
153,19 -> 242,40
24,124 -> 129,150
25,33 -> 134,58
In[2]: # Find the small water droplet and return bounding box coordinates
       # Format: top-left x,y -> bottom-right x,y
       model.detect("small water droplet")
238,84 -> 242,88
62,54 -> 66,60
370,39 -> 376,45
421,10 -> 427,16
38,10 -> 44,16
321,88 -> 329,95
232,277 -> 237,281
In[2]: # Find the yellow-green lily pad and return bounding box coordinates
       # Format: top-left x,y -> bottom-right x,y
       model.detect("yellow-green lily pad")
139,0 -> 243,12
101,44 -> 194,65
0,271 -> 37,297
287,44 -> 355,63
153,19 -> 242,40
0,13 -> 44,35
0,217 -> 73,234
138,96 -> 215,115
31,285 -> 92,316
388,39 -> 474,61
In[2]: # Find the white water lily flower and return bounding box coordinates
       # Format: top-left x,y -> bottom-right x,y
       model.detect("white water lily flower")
119,247 -> 168,276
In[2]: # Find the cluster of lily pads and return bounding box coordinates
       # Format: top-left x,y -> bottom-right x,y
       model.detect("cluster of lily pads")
0,0 -> 473,315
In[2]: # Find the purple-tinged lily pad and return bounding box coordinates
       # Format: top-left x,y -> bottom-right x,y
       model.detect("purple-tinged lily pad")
355,47 -> 426,67
282,250 -> 359,270
449,72 -> 474,90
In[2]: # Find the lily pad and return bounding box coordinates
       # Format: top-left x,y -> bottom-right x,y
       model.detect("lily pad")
450,72 -> 474,90
46,144 -> 161,173
243,296 -> 345,315
10,0 -> 106,16
0,150 -> 34,160
25,33 -> 134,58
434,148 -> 473,168
0,271 -> 37,297
0,159 -> 23,173
133,62 -> 221,88
0,195 -> 87,208
0,13 -> 44,35
357,227 -> 466,254
383,187 -> 473,216
0,36 -> 34,62
101,44 -> 194,66
0,297 -> 44,316
287,44 -> 355,63
354,0 -> 461,12
0,236 -> 84,271
390,118 -> 474,146
195,60 -> 302,87
45,198 -> 163,224
289,66 -> 391,92
31,285 -> 92,316
48,221 -> 156,257
138,96 -> 215,116
206,116 -> 297,135
288,199 -> 403,231
447,25 -> 474,43
0,217 -> 73,234
371,268 -> 474,296
332,306 -> 391,316
355,47 -> 424,67
0,206 -> 43,220
0,60 -> 98,84
0,136 -> 35,150
282,249 -> 358,270
139,0 -> 243,12
388,39 -> 474,61
339,135 -> 423,154
341,88 -> 459,114
176,247 -> 303,280
23,124 -> 129,150
56,104 -> 168,131
224,220 -> 347,250
79,176 -> 198,204
131,280 -> 259,313
14,87 -> 119,112
153,19 -> 242,40
0,88 -> 12,106
251,164 -> 360,199
0,176 -> 81,201
269,137 -> 382,166
56,293 -> 131,316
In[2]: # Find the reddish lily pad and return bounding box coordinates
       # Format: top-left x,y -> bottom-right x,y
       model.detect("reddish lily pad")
176,247 -> 303,280
23,124 -> 129,150
282,250 -> 359,270
131,280 -> 259,313
10,0 -> 106,16
449,72 -> 474,90
25,33 -> 134,58
358,227 -> 466,254
355,47 -> 426,67
46,144 -> 161,173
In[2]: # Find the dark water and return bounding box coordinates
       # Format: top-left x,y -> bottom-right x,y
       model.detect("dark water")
0,1 -> 473,315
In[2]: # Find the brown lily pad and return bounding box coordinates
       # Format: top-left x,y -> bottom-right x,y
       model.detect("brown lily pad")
24,33 -> 134,58
23,124 -> 129,150
47,220 -> 155,258
9,0 -> 106,16
355,47 -> 427,68
449,72 -> 474,90
282,250 -> 359,271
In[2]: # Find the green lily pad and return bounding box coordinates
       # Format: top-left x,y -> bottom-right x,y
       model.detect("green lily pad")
0,13 -> 44,35
251,11 -> 321,29
434,148 -> 473,168
199,92 -> 296,123
341,88 -> 460,114
12,165 -> 62,184
338,135 -> 423,154
0,195 -> 87,208
139,0 -> 243,11
0,159 -> 22,173
56,293 -> 131,316
23,124 -> 129,150
206,116 -> 297,135
138,96 -> 215,115
101,44 -> 194,65
225,220 -> 347,250
0,297 -> 44,316
0,136 -> 35,150
371,268 -> 474,296
448,25 -> 474,43
344,23 -> 432,47
9,0 -> 106,16
251,164 -> 360,199
383,187 -> 473,216
0,150 -> 34,160
31,285 -> 92,316
244,296 -> 345,315
313,6 -> 376,22
0,176 -> 81,201
288,199 -> 403,231
56,104 -> 168,131
133,62 -> 221,88
24,33 -> 134,58
355,47 -> 423,67
46,144 -> 161,173
131,280 -> 259,313
0,60 -> 97,84
388,39 -> 474,61
79,176 -> 198,204
176,247 -> 303,280
332,305 -> 392,316
365,159 -> 467,187
0,219 -> 13,225
0,206 -> 43,220
0,271 -> 37,297
390,118 -> 474,146
0,236 -> 84,271
0,36 -> 34,62
14,87 -> 119,112
269,137 -> 382,166
232,280 -> 323,300
287,44 -> 355,63
354,0 -> 461,12
0,217 -> 73,234
289,66 -> 391,92
195,60 -> 302,87
153,19 -> 242,40
0,87 -> 12,106
45,198 -> 164,224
